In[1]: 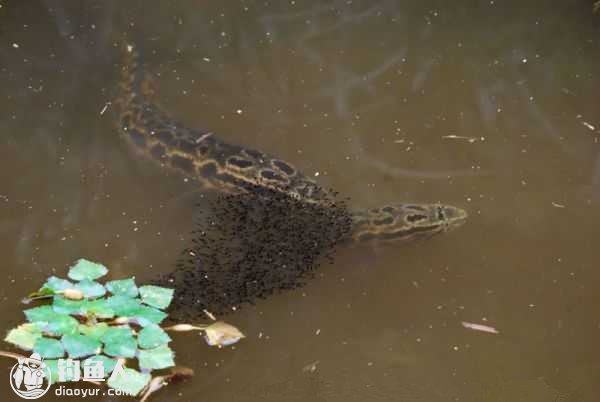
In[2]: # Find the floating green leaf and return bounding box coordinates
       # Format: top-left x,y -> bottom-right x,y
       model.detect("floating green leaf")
25,306 -> 79,336
107,367 -> 151,396
137,324 -> 171,349
101,327 -> 137,358
25,279 -> 63,300
138,345 -> 175,370
106,278 -> 138,297
100,326 -> 133,343
139,285 -> 174,309
84,354 -> 117,375
42,276 -> 73,292
106,294 -> 141,316
26,287 -> 55,300
24,305 -> 57,322
128,305 -> 168,327
61,333 -> 101,358
33,337 -> 65,359
103,338 -> 137,358
83,299 -> 115,319
78,323 -> 109,341
45,316 -> 80,336
73,279 -> 106,298
68,259 -> 108,281
52,296 -> 85,315
4,324 -> 42,350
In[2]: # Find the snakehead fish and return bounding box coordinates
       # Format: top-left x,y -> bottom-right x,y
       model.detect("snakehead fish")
114,43 -> 467,243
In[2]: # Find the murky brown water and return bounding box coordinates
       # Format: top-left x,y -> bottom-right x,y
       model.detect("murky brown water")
2,1 -> 600,401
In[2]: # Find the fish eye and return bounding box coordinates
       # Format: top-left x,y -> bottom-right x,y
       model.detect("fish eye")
437,206 -> 445,221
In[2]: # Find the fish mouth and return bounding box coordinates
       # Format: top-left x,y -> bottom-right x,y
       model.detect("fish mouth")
441,205 -> 468,231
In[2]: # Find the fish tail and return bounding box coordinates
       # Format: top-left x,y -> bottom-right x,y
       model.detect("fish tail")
115,40 -> 144,109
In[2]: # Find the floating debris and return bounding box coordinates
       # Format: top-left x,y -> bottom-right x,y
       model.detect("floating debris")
551,202 -> 566,208
164,322 -> 245,347
138,368 -> 193,402
59,288 -> 84,300
164,324 -> 197,332
194,132 -> 213,143
203,309 -> 216,321
441,135 -> 478,143
99,102 -> 111,116
461,321 -> 499,334
582,121 -> 596,131
302,360 -> 319,373
202,321 -> 245,347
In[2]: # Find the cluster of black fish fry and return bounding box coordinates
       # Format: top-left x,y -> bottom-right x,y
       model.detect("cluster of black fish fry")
154,184 -> 353,318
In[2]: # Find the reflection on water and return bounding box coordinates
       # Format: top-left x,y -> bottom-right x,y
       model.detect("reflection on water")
1,1 -> 600,401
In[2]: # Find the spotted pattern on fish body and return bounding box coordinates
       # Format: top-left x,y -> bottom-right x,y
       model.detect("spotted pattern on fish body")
114,42 -> 467,244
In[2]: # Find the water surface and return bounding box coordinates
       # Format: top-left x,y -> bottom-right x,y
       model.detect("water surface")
2,1 -> 600,401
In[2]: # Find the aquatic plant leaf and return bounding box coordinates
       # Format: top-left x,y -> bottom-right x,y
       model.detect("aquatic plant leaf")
83,299 -> 115,319
106,278 -> 138,297
73,279 -> 106,298
106,294 -> 142,316
84,354 -> 117,375
42,276 -> 73,292
100,326 -> 133,343
24,305 -> 57,322
78,323 -> 109,341
107,367 -> 151,396
137,324 -> 171,349
128,305 -> 168,327
139,285 -> 174,309
101,327 -> 137,358
26,287 -> 55,300
61,333 -> 101,358
4,324 -> 42,350
25,305 -> 79,335
46,316 -> 80,336
138,345 -> 175,370
68,259 -> 108,281
103,337 -> 137,358
52,296 -> 85,315
33,337 -> 65,359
